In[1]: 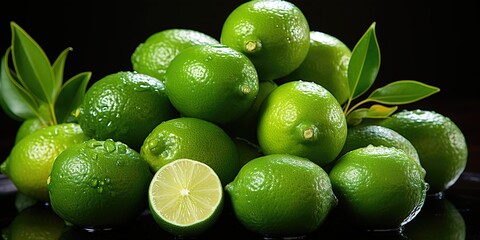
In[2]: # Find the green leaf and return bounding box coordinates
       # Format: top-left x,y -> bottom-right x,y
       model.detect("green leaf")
10,22 -> 56,104
52,47 -> 73,93
346,104 -> 397,126
0,48 -> 38,120
54,71 -> 91,123
367,80 -> 440,105
348,22 -> 381,100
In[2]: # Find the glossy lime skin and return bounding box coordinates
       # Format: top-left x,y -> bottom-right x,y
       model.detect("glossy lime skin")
379,109 -> 468,194
1,123 -> 88,202
164,44 -> 259,124
329,145 -> 428,230
48,139 -> 152,228
280,31 -> 351,105
221,0 -> 310,81
131,28 -> 219,82
226,153 -> 337,237
257,80 -> 347,167
77,71 -> 178,150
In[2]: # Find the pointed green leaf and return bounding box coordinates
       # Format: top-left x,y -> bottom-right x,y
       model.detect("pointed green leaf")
52,47 -> 72,93
348,22 -> 381,100
10,22 -> 56,104
0,48 -> 38,120
367,80 -> 440,105
55,71 -> 91,123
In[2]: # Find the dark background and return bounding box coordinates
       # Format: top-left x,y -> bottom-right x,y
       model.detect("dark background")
1,0 -> 479,172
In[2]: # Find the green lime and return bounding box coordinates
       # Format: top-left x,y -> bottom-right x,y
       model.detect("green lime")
223,80 -> 278,144
279,31 -> 351,105
329,145 -> 428,230
14,118 -> 47,144
48,138 -> 153,228
226,153 -> 337,237
140,117 -> 241,185
164,44 -> 259,124
257,80 -> 347,167
148,158 -> 224,237
1,123 -> 88,202
332,125 -> 423,173
131,28 -> 219,82
378,109 -> 468,194
2,204 -> 65,240
220,0 -> 310,81
77,71 -> 178,150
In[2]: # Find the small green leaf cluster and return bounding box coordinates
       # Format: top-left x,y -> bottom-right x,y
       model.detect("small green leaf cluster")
343,22 -> 440,126
0,22 -> 91,126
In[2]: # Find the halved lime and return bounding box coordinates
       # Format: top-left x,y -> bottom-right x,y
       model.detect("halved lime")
148,158 -> 224,237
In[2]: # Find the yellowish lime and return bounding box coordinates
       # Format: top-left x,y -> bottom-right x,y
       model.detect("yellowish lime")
1,123 -> 88,202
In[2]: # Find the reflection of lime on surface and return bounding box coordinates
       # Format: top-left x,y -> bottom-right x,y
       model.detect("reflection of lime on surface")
148,158 -> 224,237
404,198 -> 465,240
2,204 -> 65,240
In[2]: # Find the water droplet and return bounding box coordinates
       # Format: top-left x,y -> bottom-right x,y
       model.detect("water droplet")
99,180 -> 105,186
97,186 -> 104,193
104,177 -> 111,184
104,139 -> 116,153
87,139 -> 102,149
205,56 -> 213,62
117,143 -> 127,154
90,178 -> 98,187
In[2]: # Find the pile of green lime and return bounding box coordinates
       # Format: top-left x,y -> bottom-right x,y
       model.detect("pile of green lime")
0,0 -> 468,238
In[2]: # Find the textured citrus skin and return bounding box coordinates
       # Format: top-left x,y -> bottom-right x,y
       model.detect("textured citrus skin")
339,125 -> 421,167
280,31 -> 351,105
220,0 -> 310,81
1,123 -> 88,202
48,139 -> 152,228
257,80 -> 347,167
77,71 -> 178,150
378,109 -> 468,194
225,153 -> 337,237
140,117 -> 241,185
14,118 -> 47,144
329,145 -> 428,230
164,44 -> 259,124
131,28 -> 219,82
148,159 -> 224,237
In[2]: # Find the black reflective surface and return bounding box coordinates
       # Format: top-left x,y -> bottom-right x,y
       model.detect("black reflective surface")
1,171 -> 479,240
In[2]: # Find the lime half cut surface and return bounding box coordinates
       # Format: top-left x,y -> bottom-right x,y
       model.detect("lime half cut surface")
148,158 -> 224,237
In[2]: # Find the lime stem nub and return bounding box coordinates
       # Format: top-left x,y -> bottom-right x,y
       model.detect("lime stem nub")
241,85 -> 251,95
245,40 -> 261,53
303,128 -> 315,141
